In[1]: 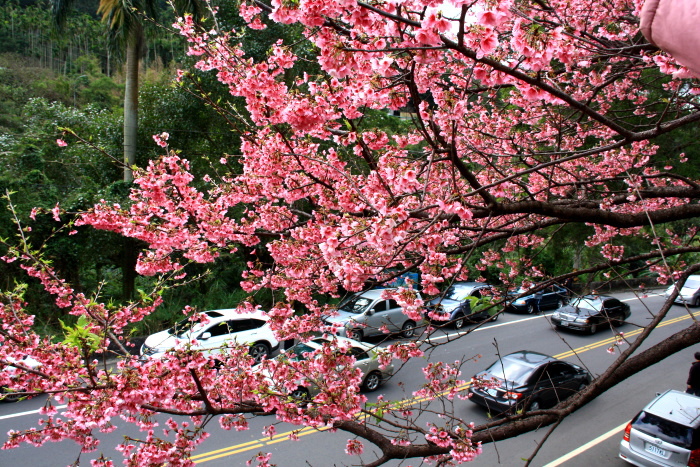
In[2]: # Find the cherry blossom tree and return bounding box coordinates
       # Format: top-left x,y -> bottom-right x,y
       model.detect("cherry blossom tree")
3,0 -> 700,466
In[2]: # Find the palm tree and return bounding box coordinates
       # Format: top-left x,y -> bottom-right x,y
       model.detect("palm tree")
51,0 -> 205,182
51,0 -> 205,298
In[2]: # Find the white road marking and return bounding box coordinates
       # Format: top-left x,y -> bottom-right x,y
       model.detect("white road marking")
542,421 -> 628,466
0,404 -> 66,421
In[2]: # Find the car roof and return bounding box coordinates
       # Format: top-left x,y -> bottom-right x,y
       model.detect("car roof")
305,336 -> 375,352
450,281 -> 490,288
501,350 -> 558,367
199,308 -> 269,322
356,288 -> 397,300
644,390 -> 700,428
575,294 -> 615,301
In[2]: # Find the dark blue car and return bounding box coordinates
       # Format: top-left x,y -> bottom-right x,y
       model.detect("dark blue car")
425,282 -> 497,329
506,284 -> 568,313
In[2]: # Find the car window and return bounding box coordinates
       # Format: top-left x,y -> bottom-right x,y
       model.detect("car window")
445,286 -> 469,301
387,299 -> 399,310
684,279 -> 700,289
485,358 -> 534,385
632,411 -> 696,449
372,301 -> 388,313
603,299 -> 620,309
472,290 -> 483,299
231,318 -> 265,332
339,296 -> 373,314
285,342 -> 317,361
347,347 -> 370,360
205,322 -> 233,337
544,363 -> 573,379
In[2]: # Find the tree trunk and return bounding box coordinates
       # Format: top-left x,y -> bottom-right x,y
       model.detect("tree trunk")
123,41 -> 139,183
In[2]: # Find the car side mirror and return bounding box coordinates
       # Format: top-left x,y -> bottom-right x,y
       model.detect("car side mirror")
365,309 -> 373,316
200,332 -> 212,340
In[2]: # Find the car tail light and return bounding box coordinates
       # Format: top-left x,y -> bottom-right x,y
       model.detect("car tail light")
504,391 -> 522,400
622,422 -> 631,442
688,448 -> 700,467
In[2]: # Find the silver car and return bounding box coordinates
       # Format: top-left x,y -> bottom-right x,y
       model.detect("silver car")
665,275 -> 700,306
324,288 -> 422,341
619,389 -> 700,466
270,336 -> 394,400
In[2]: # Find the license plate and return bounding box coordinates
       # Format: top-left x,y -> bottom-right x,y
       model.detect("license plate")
645,443 -> 668,458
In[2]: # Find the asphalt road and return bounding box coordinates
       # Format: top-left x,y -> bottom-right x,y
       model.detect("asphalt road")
0,290 -> 694,466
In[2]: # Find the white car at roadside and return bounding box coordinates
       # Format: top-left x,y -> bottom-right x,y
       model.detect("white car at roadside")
1,355 -> 41,402
140,309 -> 279,363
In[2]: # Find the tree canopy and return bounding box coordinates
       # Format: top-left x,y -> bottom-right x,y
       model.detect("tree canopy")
2,0 -> 700,466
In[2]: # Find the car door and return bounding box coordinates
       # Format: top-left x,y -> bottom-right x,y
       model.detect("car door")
229,318 -> 266,345
542,286 -> 562,308
385,299 -> 407,331
545,362 -> 581,404
527,366 -> 556,406
198,321 -> 234,356
602,298 -> 626,323
347,346 -> 372,377
363,299 -> 389,336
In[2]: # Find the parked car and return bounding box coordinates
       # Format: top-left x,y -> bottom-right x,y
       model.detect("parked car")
665,275 -> 700,307
1,355 -> 41,402
550,295 -> 631,334
425,282 -> 498,329
140,309 -> 279,363
468,350 -> 591,414
268,336 -> 394,401
619,389 -> 700,467
506,284 -> 568,313
323,288 -> 421,341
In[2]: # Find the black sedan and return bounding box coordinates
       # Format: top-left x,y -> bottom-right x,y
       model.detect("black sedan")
468,350 -> 591,414
550,295 -> 630,334
506,284 -> 568,313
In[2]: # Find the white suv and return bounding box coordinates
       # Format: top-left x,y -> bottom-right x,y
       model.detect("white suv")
140,309 -> 279,363
619,389 -> 700,466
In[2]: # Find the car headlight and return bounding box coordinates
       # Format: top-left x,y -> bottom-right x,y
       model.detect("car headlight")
514,299 -> 526,305
574,317 -> 589,324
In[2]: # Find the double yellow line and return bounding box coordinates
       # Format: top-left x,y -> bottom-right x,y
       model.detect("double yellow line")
191,310 -> 699,463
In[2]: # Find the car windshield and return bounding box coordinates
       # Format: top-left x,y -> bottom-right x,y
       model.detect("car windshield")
569,298 -> 602,313
683,279 -> 700,290
485,357 -> 535,386
633,411 -> 697,449
284,343 -> 318,361
444,286 -> 472,301
168,317 -> 198,337
338,296 -> 373,314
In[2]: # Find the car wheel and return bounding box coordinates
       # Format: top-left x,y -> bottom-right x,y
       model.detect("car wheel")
578,382 -> 588,392
0,387 -> 22,403
528,400 -> 542,411
347,329 -> 364,341
362,371 -> 382,392
527,303 -> 537,314
556,299 -> 565,308
400,321 -> 416,338
249,342 -> 271,363
490,312 -> 499,322
290,387 -> 311,404
694,297 -> 700,307
453,315 -> 466,329
588,323 -> 598,334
